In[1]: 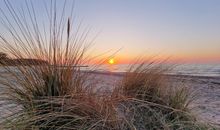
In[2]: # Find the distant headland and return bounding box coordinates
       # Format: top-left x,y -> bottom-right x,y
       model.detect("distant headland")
0,52 -> 48,66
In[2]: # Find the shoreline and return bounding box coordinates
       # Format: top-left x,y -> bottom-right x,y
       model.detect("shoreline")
86,70 -> 220,79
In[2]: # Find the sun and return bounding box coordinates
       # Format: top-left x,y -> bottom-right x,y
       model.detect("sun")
108,58 -> 115,65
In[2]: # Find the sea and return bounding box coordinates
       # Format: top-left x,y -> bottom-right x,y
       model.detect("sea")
97,63 -> 220,77
0,63 -> 220,77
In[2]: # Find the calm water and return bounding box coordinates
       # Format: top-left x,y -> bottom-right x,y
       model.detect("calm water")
1,63 -> 220,77
98,63 -> 220,77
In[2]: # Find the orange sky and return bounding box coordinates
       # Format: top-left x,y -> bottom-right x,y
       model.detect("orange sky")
1,0 -> 220,64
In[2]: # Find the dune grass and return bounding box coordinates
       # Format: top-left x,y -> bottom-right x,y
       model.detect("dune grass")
0,0 -> 216,129
113,63 -> 214,129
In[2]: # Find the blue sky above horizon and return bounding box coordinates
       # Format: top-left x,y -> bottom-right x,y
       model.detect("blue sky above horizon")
0,0 -> 220,63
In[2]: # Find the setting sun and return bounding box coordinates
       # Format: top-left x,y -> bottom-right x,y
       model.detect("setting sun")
108,58 -> 115,65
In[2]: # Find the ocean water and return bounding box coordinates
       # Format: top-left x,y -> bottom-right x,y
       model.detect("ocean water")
98,63 -> 220,77
1,63 -> 220,77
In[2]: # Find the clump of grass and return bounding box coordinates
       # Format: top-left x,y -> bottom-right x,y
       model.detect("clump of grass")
0,0 -> 117,129
116,63 -> 167,102
114,62 -> 215,129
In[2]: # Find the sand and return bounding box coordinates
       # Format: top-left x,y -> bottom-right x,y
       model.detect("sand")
0,71 -> 220,128
173,75 -> 220,127
90,72 -> 220,127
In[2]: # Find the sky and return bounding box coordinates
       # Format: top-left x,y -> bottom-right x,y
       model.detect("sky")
0,0 -> 220,64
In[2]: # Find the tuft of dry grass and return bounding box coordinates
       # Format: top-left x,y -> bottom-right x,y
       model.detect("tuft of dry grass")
0,1 -> 130,129
113,62 -> 215,129
116,63 -> 167,101
0,0 -> 110,129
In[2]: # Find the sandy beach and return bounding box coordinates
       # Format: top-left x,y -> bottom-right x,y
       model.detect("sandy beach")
167,75 -> 220,127
89,72 -> 220,127
0,71 -> 220,128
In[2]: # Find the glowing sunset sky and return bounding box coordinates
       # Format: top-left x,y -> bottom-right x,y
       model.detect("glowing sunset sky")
0,0 -> 220,63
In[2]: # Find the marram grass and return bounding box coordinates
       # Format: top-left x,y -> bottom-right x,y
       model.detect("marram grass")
0,0 -> 216,130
